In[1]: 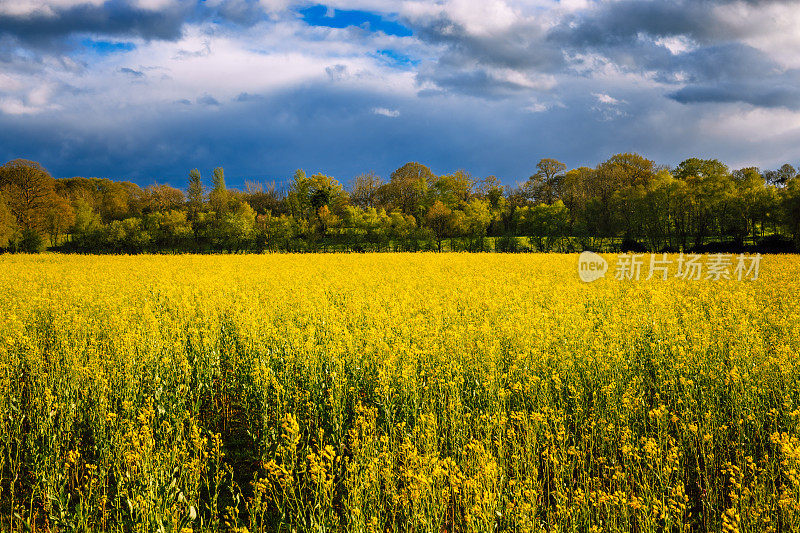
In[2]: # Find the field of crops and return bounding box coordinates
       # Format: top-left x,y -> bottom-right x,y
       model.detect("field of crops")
1,254 -> 799,533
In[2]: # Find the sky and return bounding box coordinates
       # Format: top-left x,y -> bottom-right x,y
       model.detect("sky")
2,0 -> 800,189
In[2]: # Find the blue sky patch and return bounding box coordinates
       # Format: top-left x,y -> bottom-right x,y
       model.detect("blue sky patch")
80,39 -> 136,55
300,5 -> 412,37
374,49 -> 419,68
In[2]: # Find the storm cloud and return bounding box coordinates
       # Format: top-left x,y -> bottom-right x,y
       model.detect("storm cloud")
1,0 -> 800,186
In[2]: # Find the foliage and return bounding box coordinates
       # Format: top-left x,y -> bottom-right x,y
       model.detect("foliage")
0,159 -> 59,233
0,192 -> 18,248
2,156 -> 800,254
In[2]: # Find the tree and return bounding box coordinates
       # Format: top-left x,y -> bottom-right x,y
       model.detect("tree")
100,181 -> 139,221
187,169 -> 205,218
351,172 -> 384,209
255,212 -> 296,251
17,229 -> 44,253
218,201 -> 256,251
462,198 -> 492,251
387,210 -> 416,251
141,184 -> 185,213
71,198 -> 103,250
732,167 -> 767,241
381,162 -> 436,218
0,159 -> 58,233
764,164 -> 797,187
425,200 -> 453,252
54,177 -> 139,222
45,194 -> 75,246
0,192 -> 18,248
518,200 -> 569,251
476,176 -> 506,210
524,159 -> 566,204
781,176 -> 800,246
595,154 -> 658,240
106,218 -> 150,253
146,210 -> 192,251
288,170 -> 348,225
316,205 -> 340,239
674,158 -> 734,247
209,167 -> 229,215
432,170 -> 474,209
245,181 -> 286,215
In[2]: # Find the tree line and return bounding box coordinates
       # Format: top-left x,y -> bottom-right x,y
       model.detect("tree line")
1,154 -> 799,253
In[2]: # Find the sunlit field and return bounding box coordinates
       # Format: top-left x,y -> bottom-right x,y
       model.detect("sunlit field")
2,254 -> 800,533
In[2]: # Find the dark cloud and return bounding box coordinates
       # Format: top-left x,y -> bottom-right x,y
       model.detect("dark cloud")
670,78 -> 800,109
173,41 -> 211,60
650,43 -> 779,84
0,85 -> 566,185
205,0 -> 270,26
197,95 -> 221,106
401,0 -> 800,110
234,92 -> 264,102
2,0 -> 800,184
415,18 -> 562,71
550,1 -> 722,48
415,65 -> 540,99
407,15 -> 564,97
0,0 -> 274,50
119,66 -> 144,77
6,77 -> 795,190
550,0 -> 793,49
0,1 -> 194,48
325,64 -> 349,81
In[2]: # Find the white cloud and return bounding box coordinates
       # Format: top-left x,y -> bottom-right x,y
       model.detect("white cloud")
654,36 -> 696,56
133,0 -> 180,11
372,107 -> 400,117
593,93 -> 623,106
524,102 -> 548,113
0,0 -> 104,17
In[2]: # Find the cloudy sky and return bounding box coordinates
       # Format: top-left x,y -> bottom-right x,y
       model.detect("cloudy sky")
2,0 -> 800,188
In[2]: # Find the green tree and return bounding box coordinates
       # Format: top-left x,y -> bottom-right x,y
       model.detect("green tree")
518,200 -> 570,251
288,171 -> 348,225
106,218 -> 150,253
781,176 -> 800,246
187,169 -> 205,217
675,158 -> 734,247
387,210 -> 416,251
209,167 -> 229,215
218,201 -> 256,251
462,198 -> 492,251
524,159 -> 566,204
732,167 -> 767,241
432,170 -> 474,209
146,210 -> 192,251
425,200 -> 453,252
255,212 -> 297,251
45,194 -> 75,246
381,162 -> 436,218
476,176 -> 506,210
765,164 -> 797,186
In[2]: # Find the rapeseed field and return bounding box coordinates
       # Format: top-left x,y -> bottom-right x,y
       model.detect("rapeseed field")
1,254 -> 799,532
